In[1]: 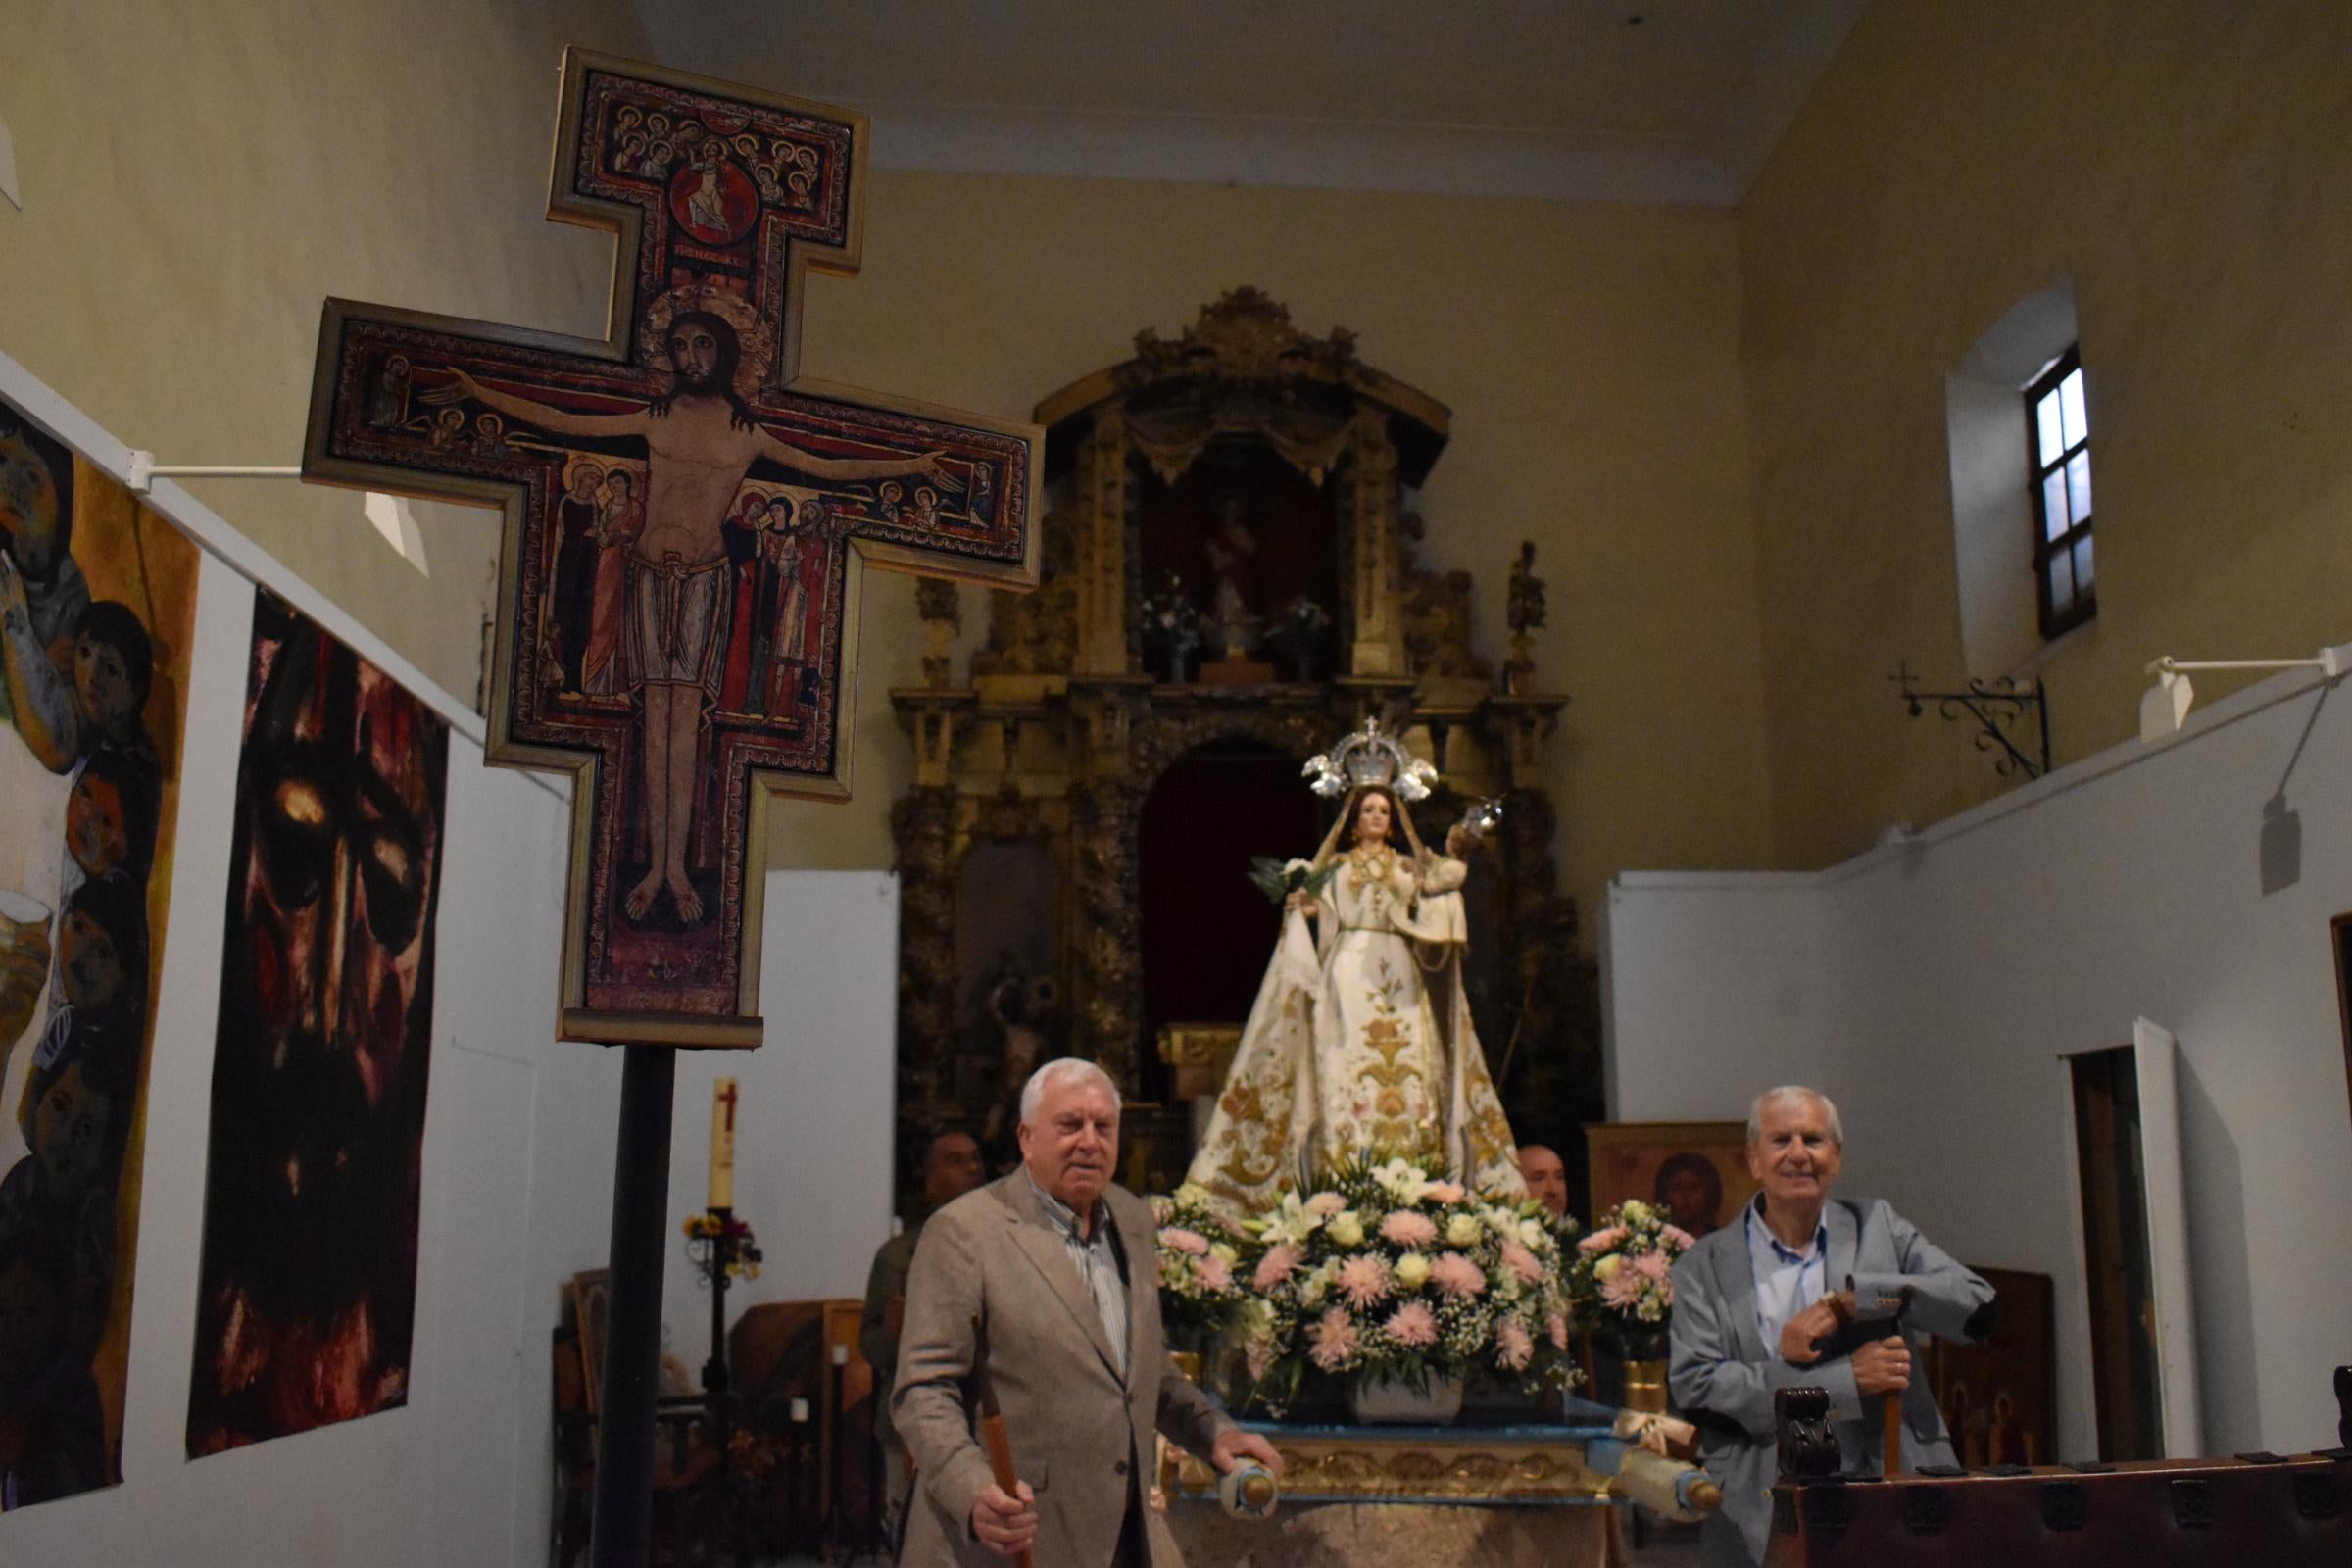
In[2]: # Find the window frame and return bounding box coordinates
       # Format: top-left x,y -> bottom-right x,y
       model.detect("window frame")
2027,346 -> 2095,639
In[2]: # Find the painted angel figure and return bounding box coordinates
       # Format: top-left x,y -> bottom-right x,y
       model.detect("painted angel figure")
1185,748 -> 1526,1214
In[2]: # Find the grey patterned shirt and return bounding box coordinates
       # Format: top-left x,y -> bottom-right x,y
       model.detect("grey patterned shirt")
1025,1169 -> 1130,1381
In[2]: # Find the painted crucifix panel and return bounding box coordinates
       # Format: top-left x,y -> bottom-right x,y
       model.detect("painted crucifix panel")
303,51 -> 1038,1047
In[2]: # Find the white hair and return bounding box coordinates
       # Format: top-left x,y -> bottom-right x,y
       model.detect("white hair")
1018,1057 -> 1120,1128
1746,1086 -> 1843,1149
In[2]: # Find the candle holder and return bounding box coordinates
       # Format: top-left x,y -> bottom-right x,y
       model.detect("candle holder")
683,1206 -> 763,1562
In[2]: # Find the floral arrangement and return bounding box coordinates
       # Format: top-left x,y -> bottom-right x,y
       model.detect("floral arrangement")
1246,856 -> 1338,906
1565,1199 -> 1693,1342
682,1210 -> 763,1281
1151,1185 -> 1250,1348
1202,1156 -> 1579,1415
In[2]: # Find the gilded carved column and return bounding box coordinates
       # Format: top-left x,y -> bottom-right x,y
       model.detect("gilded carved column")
1075,411 -> 1133,676
1346,411 -> 1406,677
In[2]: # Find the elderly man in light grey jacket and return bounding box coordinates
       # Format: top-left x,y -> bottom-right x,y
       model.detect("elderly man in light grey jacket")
894,1057 -> 1283,1566
1669,1086 -> 1995,1568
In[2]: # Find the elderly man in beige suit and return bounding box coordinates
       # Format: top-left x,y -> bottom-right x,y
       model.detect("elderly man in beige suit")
894,1058 -> 1283,1566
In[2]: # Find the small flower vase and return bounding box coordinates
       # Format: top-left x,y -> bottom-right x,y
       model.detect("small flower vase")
1347,1371 -> 1465,1426
1169,1350 -> 1205,1388
1603,1326 -> 1672,1416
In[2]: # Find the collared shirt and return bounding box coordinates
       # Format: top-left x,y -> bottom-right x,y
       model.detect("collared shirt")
1026,1169 -> 1130,1380
1745,1196 -> 1828,1355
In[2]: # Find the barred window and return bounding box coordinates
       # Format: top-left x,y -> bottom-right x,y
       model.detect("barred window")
2028,347 -> 2094,638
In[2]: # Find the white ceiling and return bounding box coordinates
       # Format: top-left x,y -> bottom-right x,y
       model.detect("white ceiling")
633,0 -> 1866,206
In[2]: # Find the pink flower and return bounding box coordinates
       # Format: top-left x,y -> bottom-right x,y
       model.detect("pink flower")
1159,1226 -> 1209,1256
1426,1182 -> 1466,1203
1246,1336 -> 1276,1380
1254,1242 -> 1305,1292
1634,1250 -> 1672,1283
1384,1299 -> 1440,1348
1336,1253 -> 1394,1308
1495,1316 -> 1535,1370
1430,1251 -> 1489,1299
1379,1210 -> 1440,1248
1577,1226 -> 1629,1256
1305,1191 -> 1348,1217
1600,1268 -> 1649,1312
1546,1312 -> 1571,1350
1307,1306 -> 1360,1371
1500,1241 -> 1543,1286
1197,1254 -> 1232,1292
1660,1225 -> 1697,1251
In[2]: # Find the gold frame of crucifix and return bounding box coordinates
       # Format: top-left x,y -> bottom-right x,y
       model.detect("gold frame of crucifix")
300,49 -> 1042,1048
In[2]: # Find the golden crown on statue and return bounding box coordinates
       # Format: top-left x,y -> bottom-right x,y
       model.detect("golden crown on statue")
1303,718 -> 1440,801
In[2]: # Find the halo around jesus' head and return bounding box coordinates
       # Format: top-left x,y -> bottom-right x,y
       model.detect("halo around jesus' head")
640,283 -> 777,400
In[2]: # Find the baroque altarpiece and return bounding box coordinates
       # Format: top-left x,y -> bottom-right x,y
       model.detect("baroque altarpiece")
890,289 -> 1595,1197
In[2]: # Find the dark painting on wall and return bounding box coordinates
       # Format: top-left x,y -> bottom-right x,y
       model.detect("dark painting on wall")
1929,1265 -> 2056,1468
0,393 -> 201,1509
185,589 -> 449,1454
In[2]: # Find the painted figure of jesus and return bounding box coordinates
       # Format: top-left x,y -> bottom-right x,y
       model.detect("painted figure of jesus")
428,311 -> 950,926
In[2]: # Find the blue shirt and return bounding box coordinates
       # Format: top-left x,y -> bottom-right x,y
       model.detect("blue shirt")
1745,1197 -> 1828,1355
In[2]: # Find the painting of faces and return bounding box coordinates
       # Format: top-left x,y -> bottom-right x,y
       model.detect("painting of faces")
185,591 -> 448,1454
0,396 -> 200,1509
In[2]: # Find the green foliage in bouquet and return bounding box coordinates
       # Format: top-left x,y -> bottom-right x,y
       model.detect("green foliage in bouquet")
1246,856 -> 1339,906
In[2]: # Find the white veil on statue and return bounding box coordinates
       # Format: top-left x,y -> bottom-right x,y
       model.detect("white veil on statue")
1185,723 -> 1526,1214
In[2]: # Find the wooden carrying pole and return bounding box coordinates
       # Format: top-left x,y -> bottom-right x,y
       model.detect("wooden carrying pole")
971,1316 -> 1034,1568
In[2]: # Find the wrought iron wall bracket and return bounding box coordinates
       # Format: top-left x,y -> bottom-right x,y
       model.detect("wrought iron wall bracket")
1889,662 -> 2051,780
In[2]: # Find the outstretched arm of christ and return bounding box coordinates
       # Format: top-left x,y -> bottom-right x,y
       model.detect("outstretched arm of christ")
430,368 -> 648,440
750,427 -> 960,489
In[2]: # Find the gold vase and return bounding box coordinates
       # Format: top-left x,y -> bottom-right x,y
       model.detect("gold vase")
1170,1350 -> 1204,1387
1622,1357 -> 1669,1415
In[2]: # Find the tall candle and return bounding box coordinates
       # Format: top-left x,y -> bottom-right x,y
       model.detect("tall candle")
710,1076 -> 738,1211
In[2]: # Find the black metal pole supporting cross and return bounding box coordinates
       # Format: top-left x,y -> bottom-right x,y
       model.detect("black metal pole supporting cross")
595,1047 -> 677,1562
300,49 -> 1038,1566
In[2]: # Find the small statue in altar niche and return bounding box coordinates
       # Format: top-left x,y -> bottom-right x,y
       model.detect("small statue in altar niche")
974,964 -> 1060,1173
1186,721 -> 1525,1214
1140,572 -> 1203,684
1503,539 -> 1546,695
1263,594 -> 1334,683
1202,495 -> 1259,658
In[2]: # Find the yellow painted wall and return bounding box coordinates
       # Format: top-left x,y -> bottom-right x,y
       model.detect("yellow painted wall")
780,172 -> 1777,938
1739,0 -> 2352,865
1,10 -> 1779,946
0,0 -> 650,705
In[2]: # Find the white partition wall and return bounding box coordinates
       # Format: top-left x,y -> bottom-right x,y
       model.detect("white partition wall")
662,870 -> 902,1341
1606,660 -> 2352,1462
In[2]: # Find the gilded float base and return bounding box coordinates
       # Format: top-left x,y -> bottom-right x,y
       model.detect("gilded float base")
1162,1423 -> 1615,1506
1165,1499 -> 1621,1568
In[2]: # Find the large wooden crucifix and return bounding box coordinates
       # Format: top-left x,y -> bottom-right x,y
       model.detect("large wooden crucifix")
303,48 -> 1039,1048
299,49 -> 1037,1565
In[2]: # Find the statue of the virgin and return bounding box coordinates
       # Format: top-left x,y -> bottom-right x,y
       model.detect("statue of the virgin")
1185,722 -> 1526,1213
